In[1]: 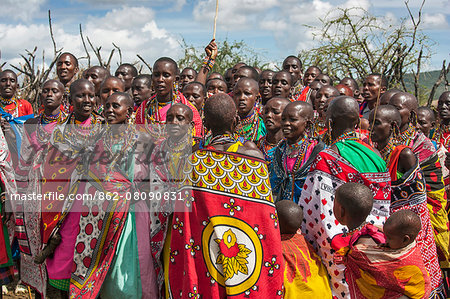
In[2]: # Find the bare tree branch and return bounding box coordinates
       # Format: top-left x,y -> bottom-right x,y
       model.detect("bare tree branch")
79,24 -> 91,68
87,36 -> 103,66
427,60 -> 449,107
105,49 -> 115,71
112,43 -> 122,65
137,54 -> 152,73
48,10 -> 58,56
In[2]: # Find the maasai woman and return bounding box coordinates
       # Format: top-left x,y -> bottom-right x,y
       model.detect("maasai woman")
15,79 -> 67,297
39,79 -> 102,297
282,56 -> 303,100
370,105 -> 445,298
56,53 -> 79,113
311,85 -> 339,139
270,102 -> 325,203
390,92 -> 450,269
0,126 -> 17,296
0,70 -> 34,166
135,57 -> 202,138
233,78 -> 266,142
299,96 -> 391,298
98,76 -> 125,116
436,92 -> 450,199
166,93 -> 284,298
257,97 -> 290,164
98,92 -> 167,299
182,82 -> 206,117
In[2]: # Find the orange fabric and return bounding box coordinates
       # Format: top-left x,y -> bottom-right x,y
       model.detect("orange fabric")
295,86 -> 309,102
388,145 -> 408,181
2,99 -> 33,117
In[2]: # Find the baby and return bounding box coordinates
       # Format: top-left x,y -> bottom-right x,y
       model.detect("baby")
332,183 -> 431,299
276,200 -> 331,298
383,209 -> 421,250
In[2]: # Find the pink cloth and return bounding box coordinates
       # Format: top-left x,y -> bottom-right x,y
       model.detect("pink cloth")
46,203 -> 81,279
284,141 -> 317,173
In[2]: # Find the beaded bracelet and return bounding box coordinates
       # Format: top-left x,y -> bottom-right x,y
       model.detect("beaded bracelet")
203,57 -> 215,71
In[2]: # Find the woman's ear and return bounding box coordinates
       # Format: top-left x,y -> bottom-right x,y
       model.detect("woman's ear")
403,234 -> 411,245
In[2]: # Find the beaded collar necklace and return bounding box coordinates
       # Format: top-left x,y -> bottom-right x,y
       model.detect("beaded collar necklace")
235,110 -> 259,141
436,123 -> 450,148
205,133 -> 237,147
145,91 -> 178,124
40,110 -> 66,124
331,130 -> 358,146
396,123 -> 415,147
0,96 -> 15,106
379,139 -> 395,163
259,136 -> 282,161
282,137 -> 310,174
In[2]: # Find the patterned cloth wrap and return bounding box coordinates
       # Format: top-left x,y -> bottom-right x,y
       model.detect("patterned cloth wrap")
270,139 -> 324,203
406,130 -> 450,267
281,232 -> 332,298
388,145 -> 444,297
332,224 -> 431,299
15,121 -> 59,296
167,149 -> 284,298
0,128 -> 16,285
299,140 -> 391,298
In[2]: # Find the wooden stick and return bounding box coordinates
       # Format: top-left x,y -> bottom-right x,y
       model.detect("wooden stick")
27,286 -> 32,299
213,0 -> 219,39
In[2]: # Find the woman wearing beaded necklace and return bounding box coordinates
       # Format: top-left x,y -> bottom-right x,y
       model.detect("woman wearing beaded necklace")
257,97 -> 290,164
37,79 -> 102,298
369,105 -> 445,297
0,70 -> 34,167
269,101 -> 324,203
436,92 -> 450,199
98,92 -> 166,299
390,92 -> 450,271
311,85 -> 339,139
14,79 -> 67,297
135,57 -> 202,138
195,93 -> 263,158
298,96 -> 391,298
233,77 -> 266,142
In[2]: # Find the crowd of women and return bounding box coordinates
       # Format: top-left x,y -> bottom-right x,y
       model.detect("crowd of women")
0,39 -> 449,298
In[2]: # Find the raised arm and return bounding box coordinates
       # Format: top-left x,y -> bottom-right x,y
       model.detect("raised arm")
196,39 -> 218,85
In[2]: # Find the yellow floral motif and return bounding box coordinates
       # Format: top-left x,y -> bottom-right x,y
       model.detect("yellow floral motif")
215,229 -> 252,281
356,269 -> 385,299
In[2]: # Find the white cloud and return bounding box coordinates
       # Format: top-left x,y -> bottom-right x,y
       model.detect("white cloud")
193,0 -> 277,28
0,6 -> 181,72
0,0 -> 46,22
422,13 -> 448,29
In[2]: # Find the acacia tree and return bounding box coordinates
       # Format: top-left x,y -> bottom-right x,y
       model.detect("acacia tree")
299,1 -> 438,102
178,38 -> 269,74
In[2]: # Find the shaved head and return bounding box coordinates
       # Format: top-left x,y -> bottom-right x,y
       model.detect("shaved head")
43,79 -> 65,91
285,101 -> 314,121
276,200 -> 304,234
167,103 -> 193,122
335,182 -> 373,225
372,104 -> 402,128
379,88 -> 401,105
204,93 -> 237,133
391,92 -> 418,111
235,77 -> 259,91
327,96 -> 360,132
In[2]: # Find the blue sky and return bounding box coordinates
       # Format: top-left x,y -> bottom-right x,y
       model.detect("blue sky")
0,0 -> 449,74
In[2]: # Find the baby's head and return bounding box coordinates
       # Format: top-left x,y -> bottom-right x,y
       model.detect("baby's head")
276,200 -> 303,234
333,182 -> 373,229
384,210 -> 421,249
